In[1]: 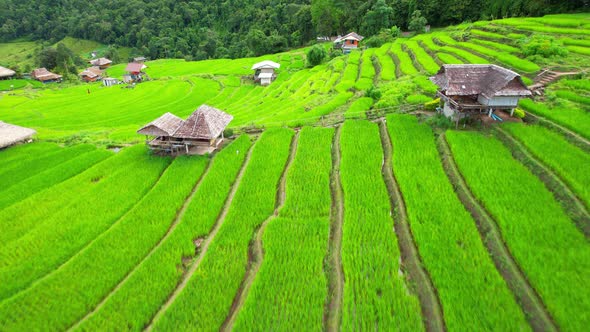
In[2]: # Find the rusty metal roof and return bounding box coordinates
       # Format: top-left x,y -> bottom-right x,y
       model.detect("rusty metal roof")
430,64 -> 531,98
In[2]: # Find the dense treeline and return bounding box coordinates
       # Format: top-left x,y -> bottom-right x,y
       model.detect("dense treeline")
0,0 -> 587,60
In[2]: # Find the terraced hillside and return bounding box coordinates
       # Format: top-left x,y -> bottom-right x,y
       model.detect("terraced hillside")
1,13 -> 590,145
1,12 -> 590,332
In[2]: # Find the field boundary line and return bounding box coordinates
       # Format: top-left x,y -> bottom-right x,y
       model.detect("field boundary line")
67,157 -> 214,330
0,159 -> 173,305
379,120 -> 446,332
524,111 -> 590,152
221,130 -> 299,331
144,138 -> 257,331
495,127 -> 590,237
324,125 -> 344,331
436,133 -> 558,332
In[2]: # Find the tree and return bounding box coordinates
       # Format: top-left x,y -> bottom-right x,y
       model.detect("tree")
307,45 -> 327,67
38,47 -> 58,70
362,0 -> 394,36
104,45 -> 120,64
408,10 -> 428,33
311,0 -> 339,36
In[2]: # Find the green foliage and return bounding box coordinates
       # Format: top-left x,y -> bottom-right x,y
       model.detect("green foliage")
387,115 -> 529,331
404,40 -> 439,75
408,10 -> 428,33
459,41 -> 540,73
424,97 -> 440,110
345,97 -> 373,118
406,94 -> 431,104
362,0 -> 394,36
391,42 -> 418,75
513,108 -> 526,119
519,99 -> 590,140
436,52 -> 464,64
555,90 -> 590,106
340,120 -> 423,330
365,85 -> 382,101
520,34 -> 568,58
306,45 -> 327,67
446,131 -> 590,331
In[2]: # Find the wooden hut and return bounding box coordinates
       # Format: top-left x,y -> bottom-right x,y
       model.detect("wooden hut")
0,66 -> 16,80
79,66 -> 103,82
334,32 -> 364,54
89,57 -> 112,69
31,68 -> 62,83
137,105 -> 233,155
0,121 -> 36,149
123,62 -> 147,83
430,64 -> 532,126
251,60 -> 280,86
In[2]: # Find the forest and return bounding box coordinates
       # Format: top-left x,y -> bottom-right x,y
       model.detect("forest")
0,0 -> 587,60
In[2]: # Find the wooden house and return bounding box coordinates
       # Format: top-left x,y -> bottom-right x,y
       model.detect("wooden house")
251,60 -> 280,86
0,121 -> 36,149
89,57 -> 112,69
123,62 -> 147,83
0,66 -> 16,80
430,64 -> 531,125
334,32 -> 364,54
31,68 -> 62,83
79,66 -> 103,82
137,105 -> 233,155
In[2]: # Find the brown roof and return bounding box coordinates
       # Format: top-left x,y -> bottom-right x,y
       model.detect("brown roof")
0,66 -> 16,78
430,64 -> 531,98
335,32 -> 364,43
125,62 -> 145,73
173,105 -> 233,140
137,112 -> 184,136
79,66 -> 103,78
0,121 -> 36,148
89,58 -> 112,66
31,68 -> 62,82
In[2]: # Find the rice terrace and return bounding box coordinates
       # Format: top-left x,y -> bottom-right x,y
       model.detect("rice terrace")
0,1 -> 589,331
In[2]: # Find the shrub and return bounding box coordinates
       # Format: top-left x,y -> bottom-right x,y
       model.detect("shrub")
307,45 -> 327,67
513,108 -> 525,119
520,35 -> 568,58
424,98 -> 440,111
365,85 -> 382,101
406,94 -> 431,104
408,10 -> 427,33
450,31 -> 471,42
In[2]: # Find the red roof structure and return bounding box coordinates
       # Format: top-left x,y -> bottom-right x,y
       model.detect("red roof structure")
125,62 -> 146,73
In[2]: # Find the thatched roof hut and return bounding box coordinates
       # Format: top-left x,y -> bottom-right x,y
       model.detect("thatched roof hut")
79,66 -> 103,82
31,68 -> 62,83
173,105 -> 234,140
89,57 -> 112,69
137,112 -> 184,137
0,66 -> 16,79
0,121 -> 36,148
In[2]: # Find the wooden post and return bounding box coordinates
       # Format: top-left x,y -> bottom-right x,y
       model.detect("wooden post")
510,108 -> 515,117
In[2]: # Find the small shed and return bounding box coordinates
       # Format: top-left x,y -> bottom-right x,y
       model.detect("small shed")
31,68 -> 62,83
430,64 -> 532,125
0,66 -> 16,80
334,32 -> 364,54
123,62 -> 148,83
0,121 -> 36,149
79,66 -> 103,82
89,57 -> 112,69
138,105 -> 233,155
102,77 -> 119,87
251,60 -> 280,86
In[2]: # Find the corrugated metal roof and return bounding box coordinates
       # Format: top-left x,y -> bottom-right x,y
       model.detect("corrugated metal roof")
252,60 -> 280,70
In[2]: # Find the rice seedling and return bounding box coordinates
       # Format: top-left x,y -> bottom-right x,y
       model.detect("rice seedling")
555,90 -> 590,106
440,46 -> 490,63
152,128 -> 294,331
566,45 -> 590,56
0,155 -> 208,331
446,131 -> 590,331
404,41 -> 440,75
470,38 -> 520,53
360,49 -> 376,79
345,97 -> 373,118
563,38 -> 590,47
502,123 -> 590,208
470,29 -> 505,40
390,42 -> 419,75
340,120 -> 423,331
561,79 -> 590,91
73,136 -> 252,332
374,47 -> 396,80
459,42 -> 540,73
0,146 -> 171,301
234,127 -> 333,331
436,52 -> 464,64
519,99 -> 590,140
387,115 -> 529,331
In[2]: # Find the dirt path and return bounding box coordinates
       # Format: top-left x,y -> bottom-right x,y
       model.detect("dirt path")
378,121 -> 446,332
221,131 -> 299,331
437,133 -> 557,332
325,126 -> 344,332
524,111 -> 590,152
68,159 -> 214,331
495,128 -> 590,237
144,141 -> 257,331
1,160 -> 173,306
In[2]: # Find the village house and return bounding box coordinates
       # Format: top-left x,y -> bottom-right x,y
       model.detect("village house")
137,104 -> 233,155
0,121 -> 36,149
31,68 -> 62,83
334,32 -> 364,54
0,66 -> 16,80
79,66 -> 103,82
123,62 -> 148,83
89,57 -> 112,70
251,60 -> 280,86
430,64 -> 532,126
133,56 -> 147,63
